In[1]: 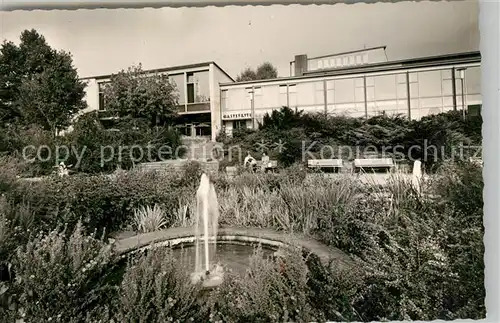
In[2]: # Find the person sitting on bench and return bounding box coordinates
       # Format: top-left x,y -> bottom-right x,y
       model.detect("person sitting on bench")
243,152 -> 257,172
261,152 -> 270,172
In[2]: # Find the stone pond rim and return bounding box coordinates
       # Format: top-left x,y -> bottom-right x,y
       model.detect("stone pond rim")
111,226 -> 356,269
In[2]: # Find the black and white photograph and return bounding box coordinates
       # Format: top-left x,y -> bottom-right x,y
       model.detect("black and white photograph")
0,0 -> 486,322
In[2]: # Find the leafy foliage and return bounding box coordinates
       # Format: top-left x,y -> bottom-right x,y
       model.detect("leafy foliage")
113,248 -> 207,323
102,64 -> 179,127
236,62 -> 278,82
222,108 -> 482,170
0,29 -> 86,132
10,222 -> 117,322
0,161 -> 484,321
133,204 -> 168,233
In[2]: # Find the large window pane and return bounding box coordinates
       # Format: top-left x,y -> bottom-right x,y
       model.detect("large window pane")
297,82 -> 315,105
374,74 -> 397,101
355,87 -> 364,103
262,85 -> 280,108
221,90 -> 228,110
334,79 -> 355,104
289,85 -> 297,107
193,71 -> 210,102
418,70 -> 442,97
169,74 -> 185,104
226,88 -> 246,111
466,66 -> 481,95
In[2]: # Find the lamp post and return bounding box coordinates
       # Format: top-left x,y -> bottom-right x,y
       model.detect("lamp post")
457,68 -> 466,120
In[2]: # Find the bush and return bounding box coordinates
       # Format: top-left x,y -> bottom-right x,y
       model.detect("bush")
209,247 -> 316,323
113,248 -> 207,323
221,109 -> 482,169
10,222 -> 117,322
5,171 -> 185,237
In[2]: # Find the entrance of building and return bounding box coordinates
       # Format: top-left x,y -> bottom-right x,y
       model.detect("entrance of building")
174,113 -> 212,138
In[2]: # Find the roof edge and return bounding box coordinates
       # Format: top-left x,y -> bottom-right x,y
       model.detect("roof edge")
308,45 -> 387,60
221,51 -> 481,87
80,61 -> 233,81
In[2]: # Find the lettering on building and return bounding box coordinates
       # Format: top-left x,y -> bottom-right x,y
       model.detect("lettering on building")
222,112 -> 252,120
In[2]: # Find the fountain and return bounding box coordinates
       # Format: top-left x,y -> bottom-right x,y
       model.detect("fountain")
190,173 -> 224,288
412,160 -> 423,193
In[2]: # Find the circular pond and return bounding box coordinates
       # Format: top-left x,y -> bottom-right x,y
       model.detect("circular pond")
171,242 -> 276,276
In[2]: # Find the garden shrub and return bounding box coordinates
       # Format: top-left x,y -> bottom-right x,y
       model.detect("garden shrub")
113,248 -> 207,323
10,222 -> 117,322
221,109 -> 482,169
209,247 -> 316,323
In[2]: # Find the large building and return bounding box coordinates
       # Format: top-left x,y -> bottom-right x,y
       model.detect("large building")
80,62 -> 233,141
81,47 -> 481,141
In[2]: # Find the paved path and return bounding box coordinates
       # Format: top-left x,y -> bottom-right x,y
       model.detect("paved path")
113,226 -> 356,269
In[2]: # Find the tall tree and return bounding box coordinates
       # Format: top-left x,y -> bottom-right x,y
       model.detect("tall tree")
236,62 -> 278,82
256,62 -> 278,80
102,64 -> 179,127
0,29 -> 87,132
236,67 -> 257,82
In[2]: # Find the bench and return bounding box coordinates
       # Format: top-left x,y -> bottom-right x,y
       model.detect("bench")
307,159 -> 343,173
225,166 -> 238,177
353,158 -> 395,173
256,160 -> 278,172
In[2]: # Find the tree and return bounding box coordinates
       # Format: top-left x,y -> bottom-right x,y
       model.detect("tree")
0,29 -> 87,133
102,64 -> 179,127
256,62 -> 278,80
236,62 -> 278,82
236,67 -> 257,82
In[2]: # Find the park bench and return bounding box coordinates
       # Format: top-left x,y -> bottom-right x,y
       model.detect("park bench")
353,158 -> 395,173
307,159 -> 344,173
256,160 -> 278,172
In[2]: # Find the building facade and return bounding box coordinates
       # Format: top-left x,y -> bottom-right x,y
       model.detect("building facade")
220,51 -> 481,136
80,62 -> 233,141
80,48 -> 481,141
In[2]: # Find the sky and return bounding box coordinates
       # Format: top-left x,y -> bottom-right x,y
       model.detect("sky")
0,1 -> 479,80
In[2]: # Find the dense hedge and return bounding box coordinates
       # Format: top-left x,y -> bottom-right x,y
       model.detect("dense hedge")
0,112 -> 185,176
218,107 -> 482,170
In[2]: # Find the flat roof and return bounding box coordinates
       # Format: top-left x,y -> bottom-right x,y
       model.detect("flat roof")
80,61 -> 235,82
307,45 -> 387,61
222,51 -> 481,87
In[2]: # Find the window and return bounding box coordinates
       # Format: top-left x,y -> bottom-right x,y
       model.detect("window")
98,82 -> 107,110
234,120 -> 247,130
254,87 -> 262,109
221,90 -> 228,110
336,58 -> 342,67
349,56 -> 355,66
289,84 -> 297,107
418,70 -> 442,97
334,79 -> 355,104
187,72 -> 195,103
323,59 -> 330,69
342,57 -> 348,66
354,78 -> 364,103
374,74 -> 398,101
468,104 -> 481,117
98,92 -> 105,111
279,85 -> 287,106
363,54 -> 369,64
356,55 -> 362,65
317,60 -> 323,69
326,80 -> 335,104
315,81 -> 325,105
330,59 -> 336,68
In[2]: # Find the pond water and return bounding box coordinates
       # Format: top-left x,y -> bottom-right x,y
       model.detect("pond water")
171,242 -> 276,277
